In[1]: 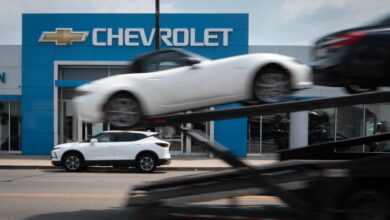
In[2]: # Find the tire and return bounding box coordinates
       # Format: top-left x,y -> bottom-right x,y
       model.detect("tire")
63,152 -> 85,172
136,153 -> 157,173
253,67 -> 291,103
344,85 -> 377,94
342,190 -> 388,220
104,93 -> 142,128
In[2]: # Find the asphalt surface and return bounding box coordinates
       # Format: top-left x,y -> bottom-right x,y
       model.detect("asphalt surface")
0,168 -> 282,220
0,168 -> 208,220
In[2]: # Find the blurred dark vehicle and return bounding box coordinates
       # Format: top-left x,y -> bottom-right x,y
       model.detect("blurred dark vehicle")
312,14 -> 390,93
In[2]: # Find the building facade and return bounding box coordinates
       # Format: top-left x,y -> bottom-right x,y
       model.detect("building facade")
1,13 -> 389,156
20,13 -> 248,156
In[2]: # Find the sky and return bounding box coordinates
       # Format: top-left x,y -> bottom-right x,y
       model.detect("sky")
0,0 -> 390,45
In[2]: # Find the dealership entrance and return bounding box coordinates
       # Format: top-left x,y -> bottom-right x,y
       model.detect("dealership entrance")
57,65 -> 127,143
0,101 -> 21,153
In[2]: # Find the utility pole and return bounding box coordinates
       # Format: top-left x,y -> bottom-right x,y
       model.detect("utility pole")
155,0 -> 160,50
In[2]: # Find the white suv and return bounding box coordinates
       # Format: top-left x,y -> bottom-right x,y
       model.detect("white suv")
51,131 -> 171,173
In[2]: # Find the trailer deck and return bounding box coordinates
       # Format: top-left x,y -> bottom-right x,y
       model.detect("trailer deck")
128,91 -> 390,220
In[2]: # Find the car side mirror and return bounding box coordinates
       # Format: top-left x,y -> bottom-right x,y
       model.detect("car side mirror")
90,138 -> 98,144
183,57 -> 201,66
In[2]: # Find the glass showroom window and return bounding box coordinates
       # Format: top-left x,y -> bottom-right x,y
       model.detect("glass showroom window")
190,121 -> 210,154
248,113 -> 290,155
156,126 -> 183,154
308,108 -> 336,145
183,109 -> 211,155
262,114 -> 290,153
335,105 -> 364,152
364,103 -> 390,152
248,116 -> 261,154
0,102 -> 21,152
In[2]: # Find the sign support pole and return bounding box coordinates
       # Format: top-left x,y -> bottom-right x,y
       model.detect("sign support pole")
155,0 -> 160,50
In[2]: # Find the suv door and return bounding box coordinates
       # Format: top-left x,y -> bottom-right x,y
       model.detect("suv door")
114,133 -> 146,160
85,133 -> 116,161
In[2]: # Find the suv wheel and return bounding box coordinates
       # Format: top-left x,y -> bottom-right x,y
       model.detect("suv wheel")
63,152 -> 85,172
136,153 -> 156,173
343,190 -> 388,220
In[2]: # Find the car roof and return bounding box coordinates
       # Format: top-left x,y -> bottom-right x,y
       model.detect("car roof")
133,48 -> 209,62
102,130 -> 158,136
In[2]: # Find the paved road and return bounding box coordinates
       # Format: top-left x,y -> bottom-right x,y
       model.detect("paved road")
0,168 -> 207,220
0,168 -> 282,220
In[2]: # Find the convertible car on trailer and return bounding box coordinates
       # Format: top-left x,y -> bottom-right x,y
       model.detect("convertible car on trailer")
73,49 -> 312,127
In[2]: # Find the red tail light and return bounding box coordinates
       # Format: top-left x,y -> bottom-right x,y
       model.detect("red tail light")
331,31 -> 366,47
156,142 -> 169,147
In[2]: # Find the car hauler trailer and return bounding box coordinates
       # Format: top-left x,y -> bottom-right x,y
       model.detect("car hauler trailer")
128,91 -> 390,220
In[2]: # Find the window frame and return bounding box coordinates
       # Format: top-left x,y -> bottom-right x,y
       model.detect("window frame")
93,133 -> 114,143
136,50 -> 190,72
113,132 -> 147,142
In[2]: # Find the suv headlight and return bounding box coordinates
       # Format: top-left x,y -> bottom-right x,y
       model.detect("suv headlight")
51,151 -> 58,159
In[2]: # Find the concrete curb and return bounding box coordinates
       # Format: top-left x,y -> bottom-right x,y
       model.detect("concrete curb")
0,165 -> 231,171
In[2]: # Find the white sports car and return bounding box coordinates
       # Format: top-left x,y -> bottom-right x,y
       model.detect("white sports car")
73,49 -> 312,127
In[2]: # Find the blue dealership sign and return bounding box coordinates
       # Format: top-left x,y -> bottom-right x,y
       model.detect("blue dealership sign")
0,72 -> 5,83
22,13 -> 248,156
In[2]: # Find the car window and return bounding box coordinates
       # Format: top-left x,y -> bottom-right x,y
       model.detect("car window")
159,61 -> 182,70
115,133 -> 147,142
143,51 -> 189,72
94,133 -> 113,142
135,133 -> 148,140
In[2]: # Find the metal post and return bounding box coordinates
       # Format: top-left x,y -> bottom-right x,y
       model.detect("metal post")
155,0 -> 160,50
334,108 -> 338,142
362,104 -> 366,152
8,102 -> 10,151
259,116 -> 263,155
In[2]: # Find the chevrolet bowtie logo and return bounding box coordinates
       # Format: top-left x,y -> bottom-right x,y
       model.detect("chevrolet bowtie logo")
39,28 -> 89,46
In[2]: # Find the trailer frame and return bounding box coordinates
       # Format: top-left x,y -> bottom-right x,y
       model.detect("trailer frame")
128,91 -> 390,220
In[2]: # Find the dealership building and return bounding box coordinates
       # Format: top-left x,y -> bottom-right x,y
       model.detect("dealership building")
1,13 -> 389,156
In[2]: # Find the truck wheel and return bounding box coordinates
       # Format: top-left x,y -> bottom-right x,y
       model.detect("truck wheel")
343,190 -> 388,220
